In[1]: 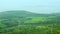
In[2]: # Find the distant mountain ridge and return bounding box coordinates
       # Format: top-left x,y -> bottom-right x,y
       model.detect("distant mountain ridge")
0,10 -> 36,18
0,10 -> 60,18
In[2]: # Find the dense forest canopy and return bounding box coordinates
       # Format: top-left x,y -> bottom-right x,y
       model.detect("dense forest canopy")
0,10 -> 60,34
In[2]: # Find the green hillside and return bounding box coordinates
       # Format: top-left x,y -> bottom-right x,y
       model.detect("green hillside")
0,10 -> 60,34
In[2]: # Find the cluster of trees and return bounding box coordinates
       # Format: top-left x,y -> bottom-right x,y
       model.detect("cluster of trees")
0,16 -> 60,34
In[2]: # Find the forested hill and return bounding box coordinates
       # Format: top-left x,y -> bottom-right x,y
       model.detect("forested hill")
0,10 -> 60,18
0,10 -> 42,18
0,10 -> 36,18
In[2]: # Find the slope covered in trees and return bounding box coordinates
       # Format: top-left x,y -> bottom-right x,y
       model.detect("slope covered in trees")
0,10 -> 60,34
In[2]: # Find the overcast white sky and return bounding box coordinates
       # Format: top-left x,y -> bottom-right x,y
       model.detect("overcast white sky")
0,0 -> 60,13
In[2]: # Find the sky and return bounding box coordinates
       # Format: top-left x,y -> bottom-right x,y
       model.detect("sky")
0,0 -> 60,13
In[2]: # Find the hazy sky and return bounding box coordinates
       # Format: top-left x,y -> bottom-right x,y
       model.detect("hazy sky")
0,0 -> 60,13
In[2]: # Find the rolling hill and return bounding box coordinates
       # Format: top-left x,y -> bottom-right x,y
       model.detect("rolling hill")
0,10 -> 60,18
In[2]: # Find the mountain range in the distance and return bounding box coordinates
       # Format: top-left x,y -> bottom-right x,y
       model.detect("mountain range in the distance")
0,10 -> 60,17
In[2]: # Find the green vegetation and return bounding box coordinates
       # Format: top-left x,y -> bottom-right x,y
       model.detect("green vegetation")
0,10 -> 60,34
